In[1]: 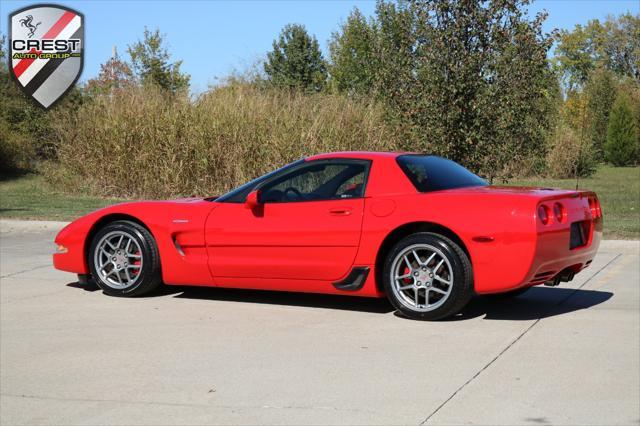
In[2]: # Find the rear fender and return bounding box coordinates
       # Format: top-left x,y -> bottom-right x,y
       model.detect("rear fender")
358,192 -> 538,294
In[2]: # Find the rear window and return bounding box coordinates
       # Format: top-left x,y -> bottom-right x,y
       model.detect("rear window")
397,155 -> 487,192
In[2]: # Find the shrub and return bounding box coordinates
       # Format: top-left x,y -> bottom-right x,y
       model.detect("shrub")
0,123 -> 35,173
546,123 -> 597,178
46,84 -> 400,198
605,93 -> 639,166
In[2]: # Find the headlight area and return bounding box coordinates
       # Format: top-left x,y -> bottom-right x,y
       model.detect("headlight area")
55,243 -> 68,254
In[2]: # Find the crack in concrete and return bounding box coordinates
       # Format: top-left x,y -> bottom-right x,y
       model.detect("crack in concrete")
0,264 -> 51,279
419,253 -> 623,425
0,288 -> 69,304
1,393 -> 208,409
1,392 -> 376,415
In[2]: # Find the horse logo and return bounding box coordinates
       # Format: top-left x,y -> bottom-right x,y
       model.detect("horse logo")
9,4 -> 84,109
19,15 -> 41,38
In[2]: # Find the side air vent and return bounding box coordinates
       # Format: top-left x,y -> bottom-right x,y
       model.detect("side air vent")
173,236 -> 185,256
333,267 -> 370,291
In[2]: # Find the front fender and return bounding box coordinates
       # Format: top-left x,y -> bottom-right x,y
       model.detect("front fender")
53,200 -> 217,286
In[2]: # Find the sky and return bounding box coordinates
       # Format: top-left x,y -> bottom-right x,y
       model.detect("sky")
1,0 -> 638,94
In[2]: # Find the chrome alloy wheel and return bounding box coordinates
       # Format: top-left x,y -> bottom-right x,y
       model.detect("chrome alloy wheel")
389,243 -> 454,312
93,230 -> 143,289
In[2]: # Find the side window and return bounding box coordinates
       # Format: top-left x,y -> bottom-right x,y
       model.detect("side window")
334,171 -> 365,198
260,161 -> 369,203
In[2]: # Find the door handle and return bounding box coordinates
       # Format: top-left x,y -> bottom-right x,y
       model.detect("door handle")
329,209 -> 352,216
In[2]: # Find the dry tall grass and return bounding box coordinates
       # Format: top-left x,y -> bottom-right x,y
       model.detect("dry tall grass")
46,84 -> 401,198
546,123 -> 597,178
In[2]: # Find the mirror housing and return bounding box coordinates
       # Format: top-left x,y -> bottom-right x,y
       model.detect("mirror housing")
245,190 -> 262,210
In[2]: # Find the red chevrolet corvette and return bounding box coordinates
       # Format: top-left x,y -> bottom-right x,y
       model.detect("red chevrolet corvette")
53,152 -> 603,320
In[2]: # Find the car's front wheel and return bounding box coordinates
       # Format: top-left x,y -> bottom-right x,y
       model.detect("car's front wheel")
383,232 -> 473,320
88,220 -> 161,297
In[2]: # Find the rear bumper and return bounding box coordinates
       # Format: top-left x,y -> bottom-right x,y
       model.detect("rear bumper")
523,194 -> 603,287
475,192 -> 603,294
524,226 -> 602,287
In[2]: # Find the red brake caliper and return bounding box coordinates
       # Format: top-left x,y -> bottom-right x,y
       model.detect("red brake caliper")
402,266 -> 412,284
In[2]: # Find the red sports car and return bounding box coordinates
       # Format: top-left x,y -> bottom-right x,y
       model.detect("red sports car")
53,152 -> 603,320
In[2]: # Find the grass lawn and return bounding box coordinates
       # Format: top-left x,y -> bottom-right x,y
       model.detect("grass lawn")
1,166 -> 638,239
509,166 -> 639,239
0,174 -> 125,222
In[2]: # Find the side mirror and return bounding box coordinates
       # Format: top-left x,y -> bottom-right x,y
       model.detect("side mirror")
245,190 -> 262,210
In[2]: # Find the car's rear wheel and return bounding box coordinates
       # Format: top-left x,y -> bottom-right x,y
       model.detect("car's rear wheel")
383,232 -> 473,320
88,220 -> 161,297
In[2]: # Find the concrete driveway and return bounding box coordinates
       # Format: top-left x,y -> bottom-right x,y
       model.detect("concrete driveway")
1,219 -> 638,425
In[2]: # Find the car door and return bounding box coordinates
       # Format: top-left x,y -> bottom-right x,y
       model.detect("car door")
205,159 -> 370,281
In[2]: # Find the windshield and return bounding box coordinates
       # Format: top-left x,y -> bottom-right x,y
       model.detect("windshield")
214,159 -> 305,203
397,155 -> 487,192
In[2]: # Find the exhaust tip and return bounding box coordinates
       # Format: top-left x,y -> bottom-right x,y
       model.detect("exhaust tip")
544,269 -> 576,286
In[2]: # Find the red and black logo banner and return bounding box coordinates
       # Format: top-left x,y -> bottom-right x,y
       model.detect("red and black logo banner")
9,4 -> 84,109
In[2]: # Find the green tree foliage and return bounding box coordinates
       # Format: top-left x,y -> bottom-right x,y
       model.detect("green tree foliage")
328,9 -> 377,95
264,24 -> 327,92
605,93 -> 638,166
555,13 -> 639,169
330,0 -> 555,180
584,67 -> 618,158
554,13 -> 639,90
127,28 -> 190,94
330,2 -> 416,106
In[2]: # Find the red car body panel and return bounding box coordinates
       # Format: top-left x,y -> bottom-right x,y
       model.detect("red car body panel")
53,152 -> 603,297
205,198 -> 365,281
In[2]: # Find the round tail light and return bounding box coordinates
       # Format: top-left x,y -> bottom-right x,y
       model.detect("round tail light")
538,204 -> 550,225
553,202 -> 565,223
588,198 -> 598,218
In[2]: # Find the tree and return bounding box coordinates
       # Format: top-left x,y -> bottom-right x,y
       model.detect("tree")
329,9 -> 378,95
601,13 -> 639,81
605,93 -> 638,166
553,20 -> 606,91
554,13 -> 639,91
127,28 -> 190,94
86,48 -> 134,95
327,1 -> 556,179
583,67 -> 618,159
264,24 -> 327,92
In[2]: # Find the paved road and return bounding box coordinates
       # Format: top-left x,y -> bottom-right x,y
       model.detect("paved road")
1,220 -> 638,425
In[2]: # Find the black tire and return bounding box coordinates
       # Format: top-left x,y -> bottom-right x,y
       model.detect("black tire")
88,220 -> 162,297
485,286 -> 531,299
383,232 -> 473,320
